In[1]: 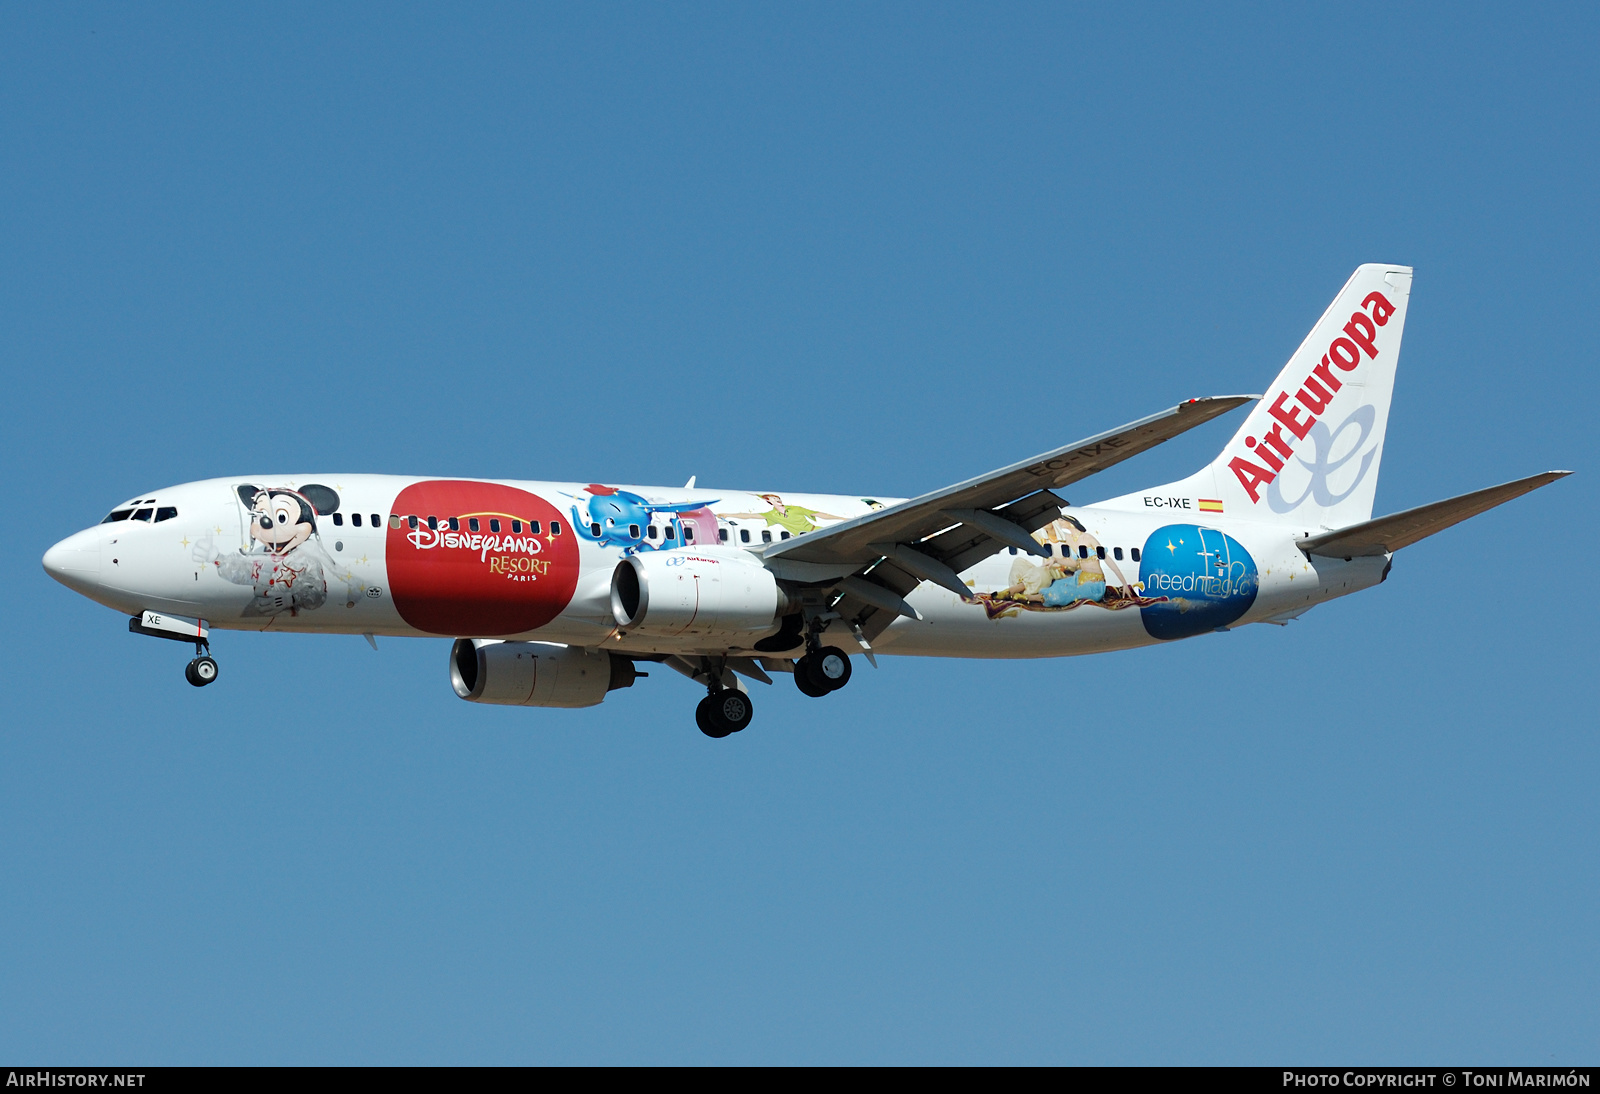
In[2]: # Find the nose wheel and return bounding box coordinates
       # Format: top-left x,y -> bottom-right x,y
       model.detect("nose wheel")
185,654 -> 219,687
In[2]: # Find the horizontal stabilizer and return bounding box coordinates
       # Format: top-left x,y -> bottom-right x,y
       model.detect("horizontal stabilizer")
1298,471 -> 1571,558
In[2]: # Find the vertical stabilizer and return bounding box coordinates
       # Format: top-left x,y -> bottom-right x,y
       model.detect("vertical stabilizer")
1110,264 -> 1413,529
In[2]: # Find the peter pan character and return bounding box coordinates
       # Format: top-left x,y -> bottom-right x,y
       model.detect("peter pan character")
723,494 -> 844,536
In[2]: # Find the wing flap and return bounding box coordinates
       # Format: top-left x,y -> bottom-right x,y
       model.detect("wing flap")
1298,471 -> 1571,558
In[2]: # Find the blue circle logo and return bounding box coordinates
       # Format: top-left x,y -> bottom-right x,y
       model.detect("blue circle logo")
1138,524 -> 1259,640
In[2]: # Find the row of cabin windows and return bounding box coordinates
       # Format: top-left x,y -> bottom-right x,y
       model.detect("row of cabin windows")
92,501 -> 1132,564
592,522 -> 682,541
575,522 -> 791,546
397,515 -> 560,536
103,505 -> 178,524
1007,543 -> 1141,562
717,527 -> 785,545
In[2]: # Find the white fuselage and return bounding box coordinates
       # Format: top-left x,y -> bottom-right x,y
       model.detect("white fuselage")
43,474 -> 1390,661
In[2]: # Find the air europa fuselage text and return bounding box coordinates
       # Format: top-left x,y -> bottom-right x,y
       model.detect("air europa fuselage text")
1229,291 -> 1396,504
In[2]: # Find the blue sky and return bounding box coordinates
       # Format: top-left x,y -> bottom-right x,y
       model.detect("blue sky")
2,3 -> 1595,1064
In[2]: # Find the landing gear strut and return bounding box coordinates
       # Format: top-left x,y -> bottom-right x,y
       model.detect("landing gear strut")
696,688 -> 753,738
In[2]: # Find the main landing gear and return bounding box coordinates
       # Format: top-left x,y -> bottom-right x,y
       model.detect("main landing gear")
681,629 -> 853,738
794,645 -> 851,698
696,687 -> 753,738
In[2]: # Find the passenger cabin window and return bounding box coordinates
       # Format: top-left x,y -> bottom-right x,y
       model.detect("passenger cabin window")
131,508 -> 153,522
664,526 -> 675,540
683,527 -> 695,542
155,506 -> 178,523
629,524 -> 640,538
719,528 -> 729,542
647,526 -> 658,540
332,513 -> 344,526
1008,546 -> 1018,555
1078,545 -> 1089,559
407,516 -> 418,529
469,518 -> 480,532
550,520 -> 562,535
370,514 -> 380,527
390,515 -> 401,529
740,529 -> 751,544
780,530 -> 790,540
351,513 -> 362,527
448,517 -> 459,531
1130,547 -> 1141,562
590,522 -> 602,537
102,509 -> 133,523
1096,546 -> 1106,559
511,520 -> 522,533
761,530 -> 772,543
1113,546 -> 1123,560
489,519 -> 501,533
528,520 -> 541,534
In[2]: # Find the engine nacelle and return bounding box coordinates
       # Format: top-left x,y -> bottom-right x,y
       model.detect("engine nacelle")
450,639 -> 637,708
611,547 -> 788,639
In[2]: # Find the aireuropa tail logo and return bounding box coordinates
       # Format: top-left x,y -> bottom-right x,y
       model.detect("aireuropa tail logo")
1231,289 -> 1397,507
1266,405 -> 1377,514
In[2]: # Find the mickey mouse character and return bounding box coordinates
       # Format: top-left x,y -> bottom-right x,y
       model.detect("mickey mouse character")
199,483 -> 355,616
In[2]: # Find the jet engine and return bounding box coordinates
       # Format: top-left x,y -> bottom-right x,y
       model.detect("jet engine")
611,547 -> 790,639
450,639 -> 638,708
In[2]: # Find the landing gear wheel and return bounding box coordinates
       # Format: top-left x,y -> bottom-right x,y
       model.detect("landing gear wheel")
186,656 -> 218,687
696,689 -> 753,737
794,663 -> 830,698
804,646 -> 852,692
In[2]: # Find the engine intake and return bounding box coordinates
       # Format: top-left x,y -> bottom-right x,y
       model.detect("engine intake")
450,639 -> 637,708
611,547 -> 788,639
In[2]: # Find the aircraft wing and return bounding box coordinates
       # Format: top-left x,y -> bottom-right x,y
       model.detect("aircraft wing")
1298,470 -> 1571,558
759,395 -> 1255,640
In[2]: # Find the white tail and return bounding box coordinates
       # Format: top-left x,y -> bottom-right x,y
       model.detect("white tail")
1116,263 -> 1413,529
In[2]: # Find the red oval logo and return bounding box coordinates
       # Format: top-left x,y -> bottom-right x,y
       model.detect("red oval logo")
387,481 -> 579,636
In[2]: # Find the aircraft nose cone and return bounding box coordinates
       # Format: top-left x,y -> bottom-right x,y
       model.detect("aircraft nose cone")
42,529 -> 102,591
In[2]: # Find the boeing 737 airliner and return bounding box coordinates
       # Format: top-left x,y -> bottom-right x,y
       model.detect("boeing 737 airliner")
43,265 -> 1568,737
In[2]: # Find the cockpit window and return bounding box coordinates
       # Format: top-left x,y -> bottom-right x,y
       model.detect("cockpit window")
102,509 -> 134,523
131,508 -> 154,522
155,506 -> 178,522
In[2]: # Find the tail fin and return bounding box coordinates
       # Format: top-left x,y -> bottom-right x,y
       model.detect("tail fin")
1125,263 -> 1413,528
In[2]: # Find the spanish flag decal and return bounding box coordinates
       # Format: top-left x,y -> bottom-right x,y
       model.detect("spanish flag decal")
1198,498 -> 1224,513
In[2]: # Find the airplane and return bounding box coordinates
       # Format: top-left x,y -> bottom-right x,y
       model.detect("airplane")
42,264 -> 1568,738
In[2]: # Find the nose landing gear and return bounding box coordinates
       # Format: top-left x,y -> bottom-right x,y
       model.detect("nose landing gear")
129,614 -> 220,687
185,654 -> 219,687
